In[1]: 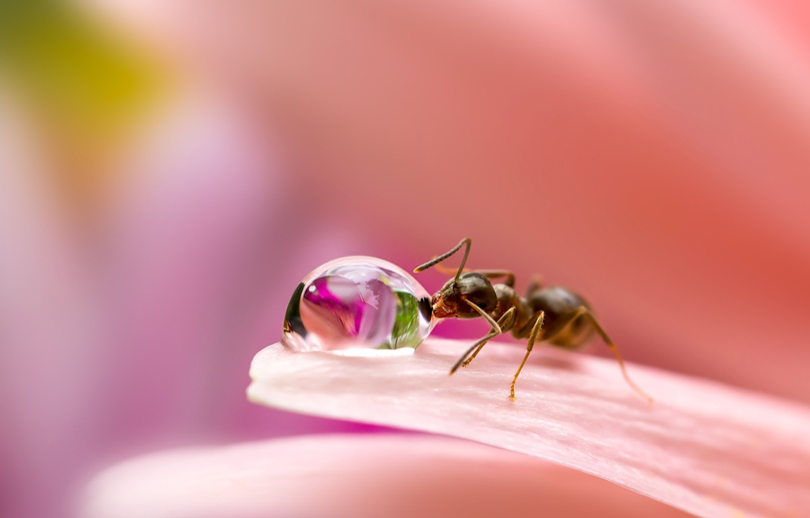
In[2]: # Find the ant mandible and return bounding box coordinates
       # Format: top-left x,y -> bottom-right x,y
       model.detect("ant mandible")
414,238 -> 653,403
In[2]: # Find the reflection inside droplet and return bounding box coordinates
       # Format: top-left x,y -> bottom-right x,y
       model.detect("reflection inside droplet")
282,256 -> 436,352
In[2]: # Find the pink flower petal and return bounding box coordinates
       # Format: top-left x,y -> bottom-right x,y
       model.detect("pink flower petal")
248,340 -> 810,518
84,434 -> 693,518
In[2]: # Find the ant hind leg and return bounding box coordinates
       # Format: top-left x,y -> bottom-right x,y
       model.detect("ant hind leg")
580,309 -> 654,404
539,306 -> 652,403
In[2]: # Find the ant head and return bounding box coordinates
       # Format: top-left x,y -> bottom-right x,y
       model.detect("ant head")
432,272 -> 497,319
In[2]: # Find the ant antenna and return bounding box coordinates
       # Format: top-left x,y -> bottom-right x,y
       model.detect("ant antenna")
414,238 -> 471,282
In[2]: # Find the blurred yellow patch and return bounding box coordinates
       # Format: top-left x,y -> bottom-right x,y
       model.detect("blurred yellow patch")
0,1 -> 166,204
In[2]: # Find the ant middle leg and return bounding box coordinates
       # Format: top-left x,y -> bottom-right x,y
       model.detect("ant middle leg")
510,310 -> 545,401
450,307 -> 516,375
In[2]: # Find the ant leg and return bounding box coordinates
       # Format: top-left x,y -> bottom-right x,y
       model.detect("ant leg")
540,307 -> 653,403
450,330 -> 497,375
461,308 -> 516,368
463,299 -> 502,335
434,264 -> 515,287
473,270 -> 515,287
450,308 -> 515,374
579,309 -> 654,404
510,311 -> 545,401
414,238 -> 471,282
542,306 -> 587,339
525,274 -> 544,297
434,263 -> 465,276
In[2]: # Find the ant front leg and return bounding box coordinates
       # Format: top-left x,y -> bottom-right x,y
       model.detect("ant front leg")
510,311 -> 544,401
461,307 -> 516,368
450,307 -> 516,375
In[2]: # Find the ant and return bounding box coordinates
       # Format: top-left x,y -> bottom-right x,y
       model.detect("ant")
414,238 -> 653,403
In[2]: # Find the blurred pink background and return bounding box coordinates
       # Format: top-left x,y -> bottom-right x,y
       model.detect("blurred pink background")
2,1 -> 810,517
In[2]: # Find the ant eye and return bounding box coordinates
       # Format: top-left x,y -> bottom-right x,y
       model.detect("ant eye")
473,298 -> 489,311
444,293 -> 458,305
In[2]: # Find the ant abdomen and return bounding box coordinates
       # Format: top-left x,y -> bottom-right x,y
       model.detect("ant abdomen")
527,286 -> 595,349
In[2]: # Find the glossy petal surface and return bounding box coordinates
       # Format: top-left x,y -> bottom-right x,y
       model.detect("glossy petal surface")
248,339 -> 810,518
84,434 -> 694,518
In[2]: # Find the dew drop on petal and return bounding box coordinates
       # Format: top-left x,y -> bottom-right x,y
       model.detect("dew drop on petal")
282,256 -> 436,352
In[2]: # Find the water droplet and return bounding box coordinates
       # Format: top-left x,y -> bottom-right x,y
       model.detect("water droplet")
282,256 -> 436,352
